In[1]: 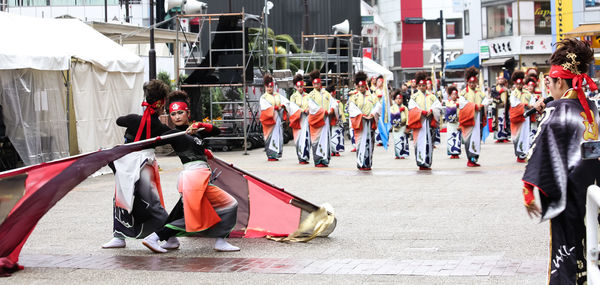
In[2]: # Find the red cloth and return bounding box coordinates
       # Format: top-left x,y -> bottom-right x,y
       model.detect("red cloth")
549,65 -> 598,123
509,104 -> 526,124
134,100 -> 163,142
459,102 -> 475,128
407,108 -> 423,129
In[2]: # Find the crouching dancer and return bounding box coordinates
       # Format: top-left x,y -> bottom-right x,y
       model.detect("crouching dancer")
143,90 -> 240,253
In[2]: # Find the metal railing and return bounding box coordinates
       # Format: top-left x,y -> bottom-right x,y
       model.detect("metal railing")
586,184 -> 600,284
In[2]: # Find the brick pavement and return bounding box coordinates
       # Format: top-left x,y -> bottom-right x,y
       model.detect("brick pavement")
19,254 -> 546,276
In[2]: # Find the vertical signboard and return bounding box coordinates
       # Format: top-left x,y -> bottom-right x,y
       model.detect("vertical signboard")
554,0 -> 573,43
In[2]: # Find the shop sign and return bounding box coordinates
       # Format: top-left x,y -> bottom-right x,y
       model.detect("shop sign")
424,48 -> 463,65
479,41 -> 490,59
487,37 -> 518,57
521,35 -> 552,54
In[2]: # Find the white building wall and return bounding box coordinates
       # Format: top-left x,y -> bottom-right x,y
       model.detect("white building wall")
463,0 -> 482,54
376,0 -> 401,70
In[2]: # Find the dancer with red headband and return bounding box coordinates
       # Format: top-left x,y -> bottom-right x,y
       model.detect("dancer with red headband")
525,78 -> 541,141
444,86 -> 461,158
521,38 -> 600,284
288,74 -> 311,164
259,74 -> 289,161
102,80 -> 172,249
458,67 -> 489,167
373,75 -> 386,146
307,70 -> 337,167
407,71 -> 442,170
142,90 -> 240,253
390,89 -> 409,159
348,71 -> 380,170
509,71 -> 534,163
491,76 -> 511,143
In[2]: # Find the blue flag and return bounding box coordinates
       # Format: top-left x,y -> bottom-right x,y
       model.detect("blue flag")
377,97 -> 391,150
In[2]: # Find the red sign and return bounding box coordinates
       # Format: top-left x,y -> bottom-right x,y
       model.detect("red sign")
363,47 -> 373,59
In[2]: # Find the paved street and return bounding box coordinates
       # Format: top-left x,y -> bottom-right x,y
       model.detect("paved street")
6,134 -> 549,284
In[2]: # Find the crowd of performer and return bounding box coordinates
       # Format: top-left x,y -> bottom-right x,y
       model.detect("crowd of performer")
256,63 -> 564,172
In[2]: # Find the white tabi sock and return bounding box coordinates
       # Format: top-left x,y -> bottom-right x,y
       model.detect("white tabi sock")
142,232 -> 167,253
162,236 -> 180,250
102,237 -> 126,249
214,238 -> 240,252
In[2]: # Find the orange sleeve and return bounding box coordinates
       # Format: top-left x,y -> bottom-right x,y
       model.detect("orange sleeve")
407,108 -> 423,130
289,110 -> 302,129
351,114 -> 363,130
458,102 -> 475,128
509,104 -> 526,124
308,108 -> 326,128
259,107 -> 276,125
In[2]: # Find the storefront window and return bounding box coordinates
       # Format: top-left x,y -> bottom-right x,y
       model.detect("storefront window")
586,0 -> 600,8
486,4 -> 513,38
446,18 -> 463,39
426,21 -> 441,40
535,1 -> 551,34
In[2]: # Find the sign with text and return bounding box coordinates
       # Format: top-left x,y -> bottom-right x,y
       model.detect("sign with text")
423,49 -> 463,65
520,35 -> 552,54
487,37 -> 518,57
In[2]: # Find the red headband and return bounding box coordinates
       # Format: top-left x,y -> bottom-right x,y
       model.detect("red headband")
549,64 -> 598,123
515,78 -> 523,84
295,81 -> 304,87
468,76 -> 477,82
169,102 -> 189,113
357,80 -> 367,86
527,81 -> 536,86
411,79 -> 416,83
451,90 -> 458,95
313,78 -> 321,85
265,81 -> 274,87
418,80 -> 425,85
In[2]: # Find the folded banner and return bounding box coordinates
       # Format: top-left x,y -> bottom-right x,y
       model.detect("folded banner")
0,132 -> 184,277
206,156 -> 337,239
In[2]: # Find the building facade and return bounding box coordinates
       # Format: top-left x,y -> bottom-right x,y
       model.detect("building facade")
375,0 -> 472,86
478,0 -> 553,87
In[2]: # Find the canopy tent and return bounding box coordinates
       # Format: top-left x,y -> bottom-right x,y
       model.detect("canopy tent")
445,53 -> 479,69
353,57 -> 394,81
0,12 -> 144,165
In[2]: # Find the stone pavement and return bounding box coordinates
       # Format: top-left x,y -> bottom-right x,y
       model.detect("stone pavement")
5,134 -> 550,284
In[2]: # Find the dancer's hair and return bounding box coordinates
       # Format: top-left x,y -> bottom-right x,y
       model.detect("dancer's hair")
309,69 -> 321,81
354,71 -> 368,85
166,90 -> 190,107
511,70 -> 525,83
143,79 -> 170,105
464,67 -> 479,81
415,71 -> 428,84
549,38 -> 594,88
447,86 -> 458,96
263,73 -> 274,86
293,74 -> 304,85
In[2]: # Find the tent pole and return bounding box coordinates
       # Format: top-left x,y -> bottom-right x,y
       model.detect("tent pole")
65,68 -> 70,154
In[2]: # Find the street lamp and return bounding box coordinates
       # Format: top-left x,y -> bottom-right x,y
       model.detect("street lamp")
403,10 -> 445,87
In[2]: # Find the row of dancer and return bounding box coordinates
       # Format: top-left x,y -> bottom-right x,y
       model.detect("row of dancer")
259,70 -> 346,168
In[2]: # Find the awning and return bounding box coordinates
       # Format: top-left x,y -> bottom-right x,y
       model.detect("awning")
445,53 -> 479,69
564,23 -> 600,37
481,57 -> 511,67
87,21 -> 197,44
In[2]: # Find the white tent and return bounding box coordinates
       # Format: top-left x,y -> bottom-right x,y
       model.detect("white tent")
353,57 -> 394,81
0,12 -> 145,165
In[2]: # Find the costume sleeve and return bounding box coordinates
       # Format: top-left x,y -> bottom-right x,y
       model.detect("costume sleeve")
522,104 -> 568,221
116,114 -> 139,128
259,96 -> 276,125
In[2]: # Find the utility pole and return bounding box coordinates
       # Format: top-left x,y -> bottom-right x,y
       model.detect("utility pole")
149,0 -> 157,80
439,10 -> 445,87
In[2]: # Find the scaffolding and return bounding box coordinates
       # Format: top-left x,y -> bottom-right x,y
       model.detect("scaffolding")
174,11 -> 253,154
